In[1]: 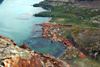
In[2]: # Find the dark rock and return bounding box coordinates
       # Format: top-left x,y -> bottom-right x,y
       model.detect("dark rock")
10,40 -> 16,45
69,37 -> 79,48
19,43 -> 31,50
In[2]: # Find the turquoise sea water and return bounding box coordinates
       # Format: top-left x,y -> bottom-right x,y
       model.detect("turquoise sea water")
0,1 -> 3,4
0,0 -> 65,57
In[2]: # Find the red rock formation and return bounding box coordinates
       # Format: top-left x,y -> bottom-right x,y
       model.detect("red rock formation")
0,35 -> 16,45
2,53 -> 70,67
0,34 -> 70,67
19,43 -> 31,50
18,58 -> 30,67
3,56 -> 30,67
10,39 -> 16,45
78,52 -> 87,58
0,35 -> 4,38
30,55 -> 43,67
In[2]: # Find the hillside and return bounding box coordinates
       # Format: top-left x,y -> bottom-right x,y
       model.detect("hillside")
75,1 -> 100,9
33,0 -> 100,67
43,0 -> 100,9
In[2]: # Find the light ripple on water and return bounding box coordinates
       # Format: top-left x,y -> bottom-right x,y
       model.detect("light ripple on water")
0,0 -> 65,57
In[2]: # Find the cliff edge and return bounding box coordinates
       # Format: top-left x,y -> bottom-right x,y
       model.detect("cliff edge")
0,35 -> 70,67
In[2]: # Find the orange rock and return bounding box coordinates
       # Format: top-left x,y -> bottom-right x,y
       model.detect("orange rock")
3,55 -> 43,67
19,43 -> 31,50
54,34 -> 57,39
30,55 -> 43,67
78,52 -> 86,58
3,37 -> 9,41
54,31 -> 57,34
67,47 -> 71,50
68,43 -> 72,47
67,56 -> 71,59
48,34 -> 51,37
3,56 -> 30,67
73,50 -> 76,52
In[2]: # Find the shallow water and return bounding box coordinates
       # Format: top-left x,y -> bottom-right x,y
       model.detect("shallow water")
0,0 -> 65,57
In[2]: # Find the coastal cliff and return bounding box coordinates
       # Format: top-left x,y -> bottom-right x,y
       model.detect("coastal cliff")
0,35 -> 70,67
0,0 -> 100,67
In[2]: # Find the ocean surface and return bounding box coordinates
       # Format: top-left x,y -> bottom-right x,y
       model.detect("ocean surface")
0,0 -> 65,57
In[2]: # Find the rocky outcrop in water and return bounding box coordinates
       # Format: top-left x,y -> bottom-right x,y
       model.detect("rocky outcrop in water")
0,35 -> 70,67
19,43 -> 31,51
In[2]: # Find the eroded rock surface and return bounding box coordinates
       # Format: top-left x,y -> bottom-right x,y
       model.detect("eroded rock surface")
0,35 -> 70,67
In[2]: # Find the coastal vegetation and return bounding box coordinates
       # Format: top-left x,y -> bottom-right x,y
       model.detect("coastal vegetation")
34,2 -> 100,28
34,0 -> 100,67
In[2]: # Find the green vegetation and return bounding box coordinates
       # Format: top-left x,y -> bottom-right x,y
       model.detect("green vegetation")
66,58 -> 100,67
59,26 -> 73,38
34,1 -> 100,67
34,3 -> 100,27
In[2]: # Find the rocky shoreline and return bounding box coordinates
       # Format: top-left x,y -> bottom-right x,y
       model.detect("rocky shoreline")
0,35 -> 70,67
0,0 -> 100,67
33,0 -> 87,59
33,0 -> 100,67
39,23 -> 86,58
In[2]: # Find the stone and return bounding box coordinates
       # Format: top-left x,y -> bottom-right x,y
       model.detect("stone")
19,43 -> 31,50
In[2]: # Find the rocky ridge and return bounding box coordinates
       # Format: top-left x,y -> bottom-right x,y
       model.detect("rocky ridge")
0,35 -> 70,67
37,0 -> 100,9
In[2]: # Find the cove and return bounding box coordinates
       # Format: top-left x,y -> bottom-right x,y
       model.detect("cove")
0,0 -> 65,57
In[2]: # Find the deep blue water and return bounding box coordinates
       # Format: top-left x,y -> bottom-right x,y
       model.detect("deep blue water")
0,1 -> 3,4
0,0 -> 65,57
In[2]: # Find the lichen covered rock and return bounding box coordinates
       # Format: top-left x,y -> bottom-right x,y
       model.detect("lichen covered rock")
0,35 -> 70,67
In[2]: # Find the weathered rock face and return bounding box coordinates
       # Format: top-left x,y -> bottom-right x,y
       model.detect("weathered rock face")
71,27 -> 100,61
19,43 -> 31,50
0,35 -> 16,45
76,1 -> 100,9
0,35 -> 70,67
39,0 -> 100,9
2,55 -> 42,67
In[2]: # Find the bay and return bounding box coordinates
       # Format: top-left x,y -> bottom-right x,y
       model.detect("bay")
0,0 -> 65,57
